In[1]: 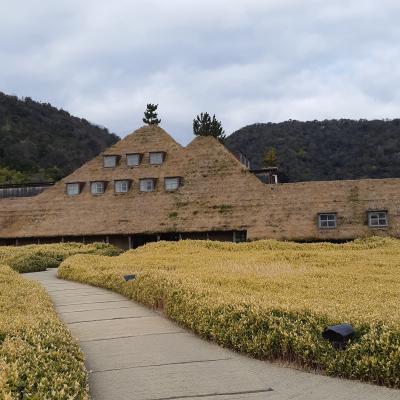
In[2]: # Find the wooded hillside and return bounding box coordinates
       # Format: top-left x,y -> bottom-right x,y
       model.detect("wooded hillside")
225,119 -> 400,182
0,92 -> 119,183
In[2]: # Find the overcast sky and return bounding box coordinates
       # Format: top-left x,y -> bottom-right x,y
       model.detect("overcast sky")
1,0 -> 399,144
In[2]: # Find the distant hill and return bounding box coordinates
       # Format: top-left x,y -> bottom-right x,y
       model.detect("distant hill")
0,92 -> 119,184
225,119 -> 400,182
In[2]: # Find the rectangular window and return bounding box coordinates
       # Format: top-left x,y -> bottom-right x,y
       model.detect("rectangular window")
368,211 -> 388,227
164,177 -> 180,191
318,213 -> 337,229
66,183 -> 80,196
115,180 -> 130,193
103,155 -> 117,168
149,152 -> 164,165
140,178 -> 155,192
91,181 -> 105,195
126,153 -> 141,166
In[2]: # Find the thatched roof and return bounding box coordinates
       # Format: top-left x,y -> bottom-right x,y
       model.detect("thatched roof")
1,124 -> 400,241
0,125 -> 265,238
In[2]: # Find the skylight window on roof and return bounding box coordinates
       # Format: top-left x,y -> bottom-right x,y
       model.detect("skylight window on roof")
127,153 -> 141,166
149,152 -> 164,165
103,155 -> 117,168
139,178 -> 155,192
91,181 -> 105,195
66,183 -> 80,196
115,180 -> 130,193
164,177 -> 180,191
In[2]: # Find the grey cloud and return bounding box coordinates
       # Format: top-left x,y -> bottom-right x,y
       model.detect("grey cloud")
1,0 -> 399,144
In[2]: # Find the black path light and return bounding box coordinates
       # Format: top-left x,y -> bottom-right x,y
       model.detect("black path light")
123,274 -> 136,282
322,323 -> 355,349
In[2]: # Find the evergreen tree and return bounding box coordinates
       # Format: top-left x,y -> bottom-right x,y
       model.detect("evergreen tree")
143,103 -> 161,125
193,112 -> 225,142
0,167 -> 29,184
263,148 -> 278,168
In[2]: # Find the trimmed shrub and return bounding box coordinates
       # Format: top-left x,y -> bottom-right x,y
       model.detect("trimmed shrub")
0,242 -> 123,273
59,237 -> 400,388
0,265 -> 88,399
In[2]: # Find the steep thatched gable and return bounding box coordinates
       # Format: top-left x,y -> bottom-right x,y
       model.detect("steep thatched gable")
0,125 -> 264,239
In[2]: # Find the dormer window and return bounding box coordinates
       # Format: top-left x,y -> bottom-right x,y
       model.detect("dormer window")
103,155 -> 118,168
115,180 -> 130,193
91,181 -> 105,195
164,177 -> 181,191
66,183 -> 81,196
126,153 -> 142,167
139,178 -> 156,192
149,152 -> 164,165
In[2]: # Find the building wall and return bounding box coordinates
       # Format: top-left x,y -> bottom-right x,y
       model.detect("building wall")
1,126 -> 400,244
248,178 -> 400,240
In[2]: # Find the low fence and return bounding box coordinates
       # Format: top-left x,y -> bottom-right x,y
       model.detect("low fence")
0,182 -> 54,198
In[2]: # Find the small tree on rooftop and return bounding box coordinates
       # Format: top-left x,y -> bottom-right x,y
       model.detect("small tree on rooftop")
263,147 -> 278,168
193,112 -> 225,142
143,103 -> 161,125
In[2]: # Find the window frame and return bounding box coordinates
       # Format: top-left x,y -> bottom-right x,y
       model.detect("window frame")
66,182 -> 81,196
368,211 -> 388,228
149,152 -> 165,165
90,181 -> 105,195
103,155 -> 118,168
126,153 -> 142,167
114,180 -> 130,194
164,177 -> 181,191
318,213 -> 337,229
139,178 -> 156,192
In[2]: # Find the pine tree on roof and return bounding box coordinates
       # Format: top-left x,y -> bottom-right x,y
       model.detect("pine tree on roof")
193,112 -> 225,142
143,104 -> 161,125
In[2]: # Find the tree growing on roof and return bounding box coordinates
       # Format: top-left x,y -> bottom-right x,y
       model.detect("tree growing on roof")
143,104 -> 161,125
193,112 -> 225,142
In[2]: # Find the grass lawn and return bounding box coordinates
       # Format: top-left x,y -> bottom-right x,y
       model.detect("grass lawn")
58,237 -> 400,388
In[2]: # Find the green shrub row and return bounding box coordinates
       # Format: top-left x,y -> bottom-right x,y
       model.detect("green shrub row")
0,242 -> 122,273
0,265 -> 89,399
59,248 -> 400,389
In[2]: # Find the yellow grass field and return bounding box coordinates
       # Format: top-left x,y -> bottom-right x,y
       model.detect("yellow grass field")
0,265 -> 88,399
0,242 -> 121,399
59,237 -> 400,388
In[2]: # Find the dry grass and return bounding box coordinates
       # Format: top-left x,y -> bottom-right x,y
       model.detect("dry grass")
0,265 -> 88,399
59,237 -> 400,388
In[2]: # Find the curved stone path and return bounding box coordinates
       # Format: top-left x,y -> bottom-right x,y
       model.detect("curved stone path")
26,269 -> 400,400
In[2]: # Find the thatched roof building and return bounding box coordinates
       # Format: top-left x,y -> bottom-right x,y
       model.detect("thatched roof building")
1,125 -> 400,248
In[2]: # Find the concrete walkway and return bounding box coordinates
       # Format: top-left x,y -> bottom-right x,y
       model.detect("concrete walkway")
27,269 -> 400,400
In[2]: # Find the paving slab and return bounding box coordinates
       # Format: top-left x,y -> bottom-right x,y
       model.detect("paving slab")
60,305 -> 153,323
26,269 -> 400,400
47,287 -> 102,294
180,394 -> 270,400
69,315 -> 184,342
80,332 -> 230,372
50,292 -> 127,305
89,359 -> 271,400
56,300 -> 133,313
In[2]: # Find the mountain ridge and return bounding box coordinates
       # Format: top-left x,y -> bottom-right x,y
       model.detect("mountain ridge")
225,119 -> 400,182
0,92 -> 119,183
